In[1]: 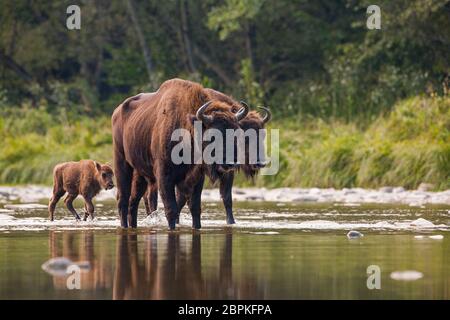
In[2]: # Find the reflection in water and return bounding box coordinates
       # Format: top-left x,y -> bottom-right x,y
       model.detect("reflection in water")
47,230 -> 262,299
48,231 -> 113,291
26,228 -> 449,299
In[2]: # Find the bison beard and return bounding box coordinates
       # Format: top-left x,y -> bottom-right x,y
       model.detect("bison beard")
111,79 -> 245,229
142,88 -> 271,225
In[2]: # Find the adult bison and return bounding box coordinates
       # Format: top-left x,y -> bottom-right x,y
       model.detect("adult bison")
111,79 -> 248,230
143,88 -> 272,225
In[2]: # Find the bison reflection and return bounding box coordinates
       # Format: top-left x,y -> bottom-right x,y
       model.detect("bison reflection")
48,231 -> 113,290
47,231 -> 263,299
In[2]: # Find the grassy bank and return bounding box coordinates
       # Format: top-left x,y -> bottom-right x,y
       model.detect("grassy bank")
1,96 -> 449,190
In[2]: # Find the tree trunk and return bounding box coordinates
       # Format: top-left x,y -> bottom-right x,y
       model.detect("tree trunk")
192,45 -> 232,86
179,0 -> 196,73
125,0 -> 153,81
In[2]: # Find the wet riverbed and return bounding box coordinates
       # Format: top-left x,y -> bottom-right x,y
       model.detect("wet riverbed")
0,199 -> 449,299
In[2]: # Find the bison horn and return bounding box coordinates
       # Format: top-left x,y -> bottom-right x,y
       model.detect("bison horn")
196,101 -> 214,124
236,101 -> 250,121
258,106 -> 272,123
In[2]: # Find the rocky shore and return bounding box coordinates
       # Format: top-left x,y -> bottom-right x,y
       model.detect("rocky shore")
1,185 -> 449,206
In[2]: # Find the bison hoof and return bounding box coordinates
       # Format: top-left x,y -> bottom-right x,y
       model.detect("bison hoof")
192,222 -> 201,229
226,219 -> 236,225
168,220 -> 177,230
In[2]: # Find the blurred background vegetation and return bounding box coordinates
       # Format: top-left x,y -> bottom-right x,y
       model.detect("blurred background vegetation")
0,0 -> 448,189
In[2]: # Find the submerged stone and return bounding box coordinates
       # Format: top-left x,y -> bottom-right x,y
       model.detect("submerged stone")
347,230 -> 364,239
390,270 -> 423,281
41,257 -> 90,277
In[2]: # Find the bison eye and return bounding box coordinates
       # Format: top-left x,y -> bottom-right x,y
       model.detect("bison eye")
102,173 -> 107,178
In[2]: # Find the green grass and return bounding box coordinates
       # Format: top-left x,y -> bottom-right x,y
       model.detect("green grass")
1,96 -> 449,190
241,95 -> 449,190
0,107 -> 112,184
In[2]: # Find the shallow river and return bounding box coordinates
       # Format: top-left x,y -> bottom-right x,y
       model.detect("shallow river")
0,200 -> 449,299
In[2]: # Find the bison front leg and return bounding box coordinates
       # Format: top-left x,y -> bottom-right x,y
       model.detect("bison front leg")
83,196 -> 95,221
220,172 -> 235,224
188,176 -> 205,230
129,173 -> 147,228
114,156 -> 133,228
158,175 -> 178,230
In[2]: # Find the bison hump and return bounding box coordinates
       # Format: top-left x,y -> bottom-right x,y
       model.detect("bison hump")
122,93 -> 145,111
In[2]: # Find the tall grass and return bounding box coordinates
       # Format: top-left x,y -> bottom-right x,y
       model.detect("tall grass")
244,95 -> 449,190
0,107 -> 112,184
0,96 -> 449,190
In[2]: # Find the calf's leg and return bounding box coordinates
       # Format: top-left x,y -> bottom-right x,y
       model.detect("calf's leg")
83,196 -> 95,221
49,190 -> 65,221
64,194 -> 81,220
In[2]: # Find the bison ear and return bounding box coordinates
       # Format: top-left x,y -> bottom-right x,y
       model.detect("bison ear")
95,161 -> 102,172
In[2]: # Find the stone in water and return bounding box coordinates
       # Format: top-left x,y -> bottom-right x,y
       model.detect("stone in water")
390,270 -> 423,281
347,230 -> 364,239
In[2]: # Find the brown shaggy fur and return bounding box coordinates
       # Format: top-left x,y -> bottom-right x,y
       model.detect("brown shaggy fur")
112,78 -> 241,229
48,160 -> 114,221
142,88 -> 269,225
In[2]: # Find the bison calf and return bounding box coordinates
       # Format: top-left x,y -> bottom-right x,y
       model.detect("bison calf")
48,160 -> 115,221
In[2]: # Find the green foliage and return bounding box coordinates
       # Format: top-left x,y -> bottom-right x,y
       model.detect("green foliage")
0,1 -> 448,189
0,108 -> 112,184
207,0 -> 265,40
245,96 -> 450,190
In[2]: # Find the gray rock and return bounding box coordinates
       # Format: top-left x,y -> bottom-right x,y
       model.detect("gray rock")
292,195 -> 318,202
41,257 -> 90,277
417,183 -> 434,192
393,187 -> 405,193
347,230 -> 364,239
379,186 -> 393,193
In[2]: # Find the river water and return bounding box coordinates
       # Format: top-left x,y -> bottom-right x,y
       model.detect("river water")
0,198 -> 449,299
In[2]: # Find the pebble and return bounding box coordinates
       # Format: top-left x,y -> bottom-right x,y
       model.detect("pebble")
41,257 -> 90,277
390,270 -> 423,281
1,186 -> 450,205
347,230 -> 364,239
410,218 -> 435,228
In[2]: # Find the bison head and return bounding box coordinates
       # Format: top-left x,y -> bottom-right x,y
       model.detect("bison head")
237,105 -> 272,177
192,100 -> 249,174
95,162 -> 115,190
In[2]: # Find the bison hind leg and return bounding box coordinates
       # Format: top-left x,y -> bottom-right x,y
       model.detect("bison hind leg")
64,193 -> 81,221
48,189 -> 65,221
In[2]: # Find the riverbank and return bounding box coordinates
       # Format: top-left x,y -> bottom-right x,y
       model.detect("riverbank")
1,185 -> 449,206
1,95 -> 449,189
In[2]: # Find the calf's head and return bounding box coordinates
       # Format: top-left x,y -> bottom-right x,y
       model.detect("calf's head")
95,162 -> 115,190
